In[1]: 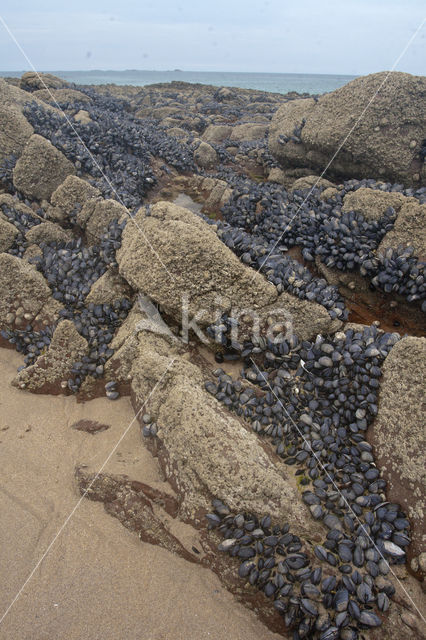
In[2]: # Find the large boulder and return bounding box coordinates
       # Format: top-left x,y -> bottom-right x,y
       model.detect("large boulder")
127,327 -> 327,540
117,202 -> 340,341
13,134 -> 75,201
117,201 -> 277,328
20,71 -> 68,92
193,141 -> 218,169
369,337 -> 426,564
291,175 -> 336,193
0,253 -> 62,329
269,72 -> 426,185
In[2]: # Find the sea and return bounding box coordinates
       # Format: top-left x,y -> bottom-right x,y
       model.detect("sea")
0,70 -> 356,95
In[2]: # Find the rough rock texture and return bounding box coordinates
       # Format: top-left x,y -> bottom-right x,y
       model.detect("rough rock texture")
0,217 -> 19,252
0,193 -> 44,223
127,328 -> 324,540
49,175 -> 100,226
32,88 -> 91,105
85,199 -> 129,244
25,221 -> 74,246
202,124 -> 232,143
291,175 -> 336,192
20,71 -> 68,92
267,168 -> 287,185
269,72 -> 426,185
117,202 -> 341,340
13,134 -> 75,201
378,201 -> 426,259
370,337 -> 426,563
0,78 -> 36,163
74,109 -> 92,125
86,269 -> 134,305
117,201 -> 277,326
342,187 -> 410,221
193,141 -> 218,169
12,320 -> 88,394
230,123 -> 268,142
0,253 -> 62,329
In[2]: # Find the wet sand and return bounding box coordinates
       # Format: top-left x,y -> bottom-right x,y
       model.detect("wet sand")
0,347 -> 282,640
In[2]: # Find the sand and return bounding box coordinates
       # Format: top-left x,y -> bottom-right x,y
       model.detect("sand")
0,347 -> 282,640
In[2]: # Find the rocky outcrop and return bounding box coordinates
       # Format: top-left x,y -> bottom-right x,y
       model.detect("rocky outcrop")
13,134 -> 75,201
117,201 -> 276,326
20,71 -> 68,92
369,337 -> 426,566
0,253 -> 62,329
341,187 -> 410,221
378,201 -> 426,258
119,327 -> 324,539
193,141 -> 218,169
117,202 -> 340,341
12,319 -> 88,393
269,72 -> 426,185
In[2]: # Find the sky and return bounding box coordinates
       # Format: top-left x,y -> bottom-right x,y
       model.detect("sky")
0,1 -> 425,75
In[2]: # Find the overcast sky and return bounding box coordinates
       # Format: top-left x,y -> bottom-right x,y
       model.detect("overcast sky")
1,1 -> 425,75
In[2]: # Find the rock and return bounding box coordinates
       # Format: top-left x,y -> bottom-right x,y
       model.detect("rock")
291,175 -> 336,192
166,127 -> 188,140
214,87 -> 236,102
12,320 -> 88,394
320,186 -> 339,201
342,187 -> 409,221
74,109 -> 92,124
0,194 -> 44,223
267,168 -> 287,185
84,199 -> 129,244
202,124 -> 232,143
20,72 -> 68,92
269,72 -> 426,185
230,123 -> 268,142
369,336 -> 426,560
86,270 -> 134,305
193,141 -> 218,169
129,328 -> 325,538
117,201 -> 277,328
0,217 -> 19,252
0,79 -> 35,163
32,88 -> 91,105
378,201 -> 426,258
0,253 -> 62,329
13,134 -> 75,201
25,221 -> 73,246
49,175 -> 100,226
117,202 -> 341,342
